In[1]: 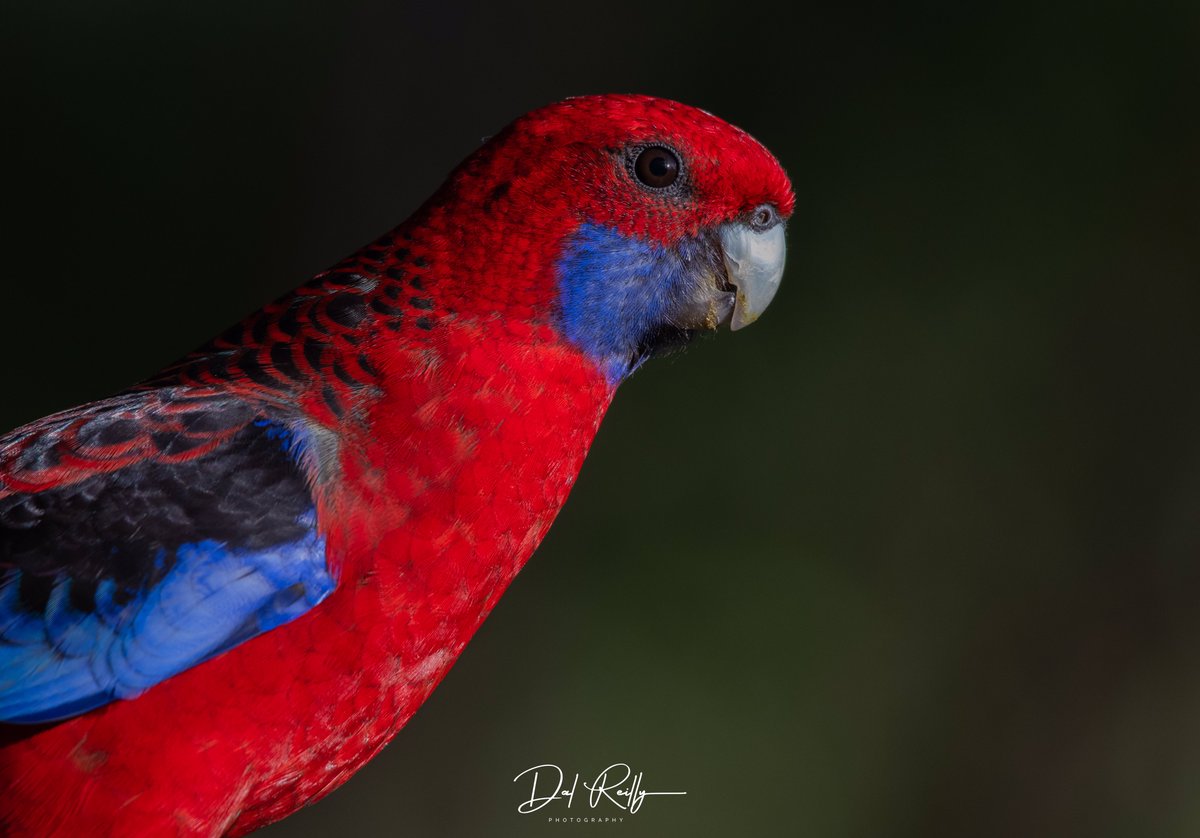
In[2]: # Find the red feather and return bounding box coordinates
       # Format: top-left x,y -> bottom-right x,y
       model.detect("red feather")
0,94 -> 792,835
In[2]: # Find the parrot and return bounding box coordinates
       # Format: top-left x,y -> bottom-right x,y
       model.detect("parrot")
0,94 -> 793,835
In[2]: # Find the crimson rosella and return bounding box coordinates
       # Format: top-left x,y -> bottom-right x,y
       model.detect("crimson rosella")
0,94 -> 793,835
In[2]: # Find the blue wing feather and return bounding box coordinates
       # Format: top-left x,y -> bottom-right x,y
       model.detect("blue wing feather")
0,392 -> 337,723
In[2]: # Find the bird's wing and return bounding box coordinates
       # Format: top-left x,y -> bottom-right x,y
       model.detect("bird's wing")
0,388 -> 336,723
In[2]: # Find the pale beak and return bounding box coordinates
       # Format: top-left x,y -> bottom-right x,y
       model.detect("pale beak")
718,219 -> 787,330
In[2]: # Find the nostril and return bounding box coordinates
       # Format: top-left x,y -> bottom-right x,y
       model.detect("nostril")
748,204 -> 779,232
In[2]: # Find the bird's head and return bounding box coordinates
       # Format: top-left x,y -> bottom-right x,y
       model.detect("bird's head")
419,94 -> 794,383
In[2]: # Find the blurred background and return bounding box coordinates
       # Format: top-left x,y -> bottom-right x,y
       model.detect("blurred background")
3,1 -> 1199,835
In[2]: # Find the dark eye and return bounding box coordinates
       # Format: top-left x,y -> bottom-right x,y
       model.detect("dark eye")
633,146 -> 680,189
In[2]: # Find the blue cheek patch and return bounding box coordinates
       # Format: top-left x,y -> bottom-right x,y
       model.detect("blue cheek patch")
556,224 -> 702,383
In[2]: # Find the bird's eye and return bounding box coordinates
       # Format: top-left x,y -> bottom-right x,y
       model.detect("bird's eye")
633,146 -> 680,189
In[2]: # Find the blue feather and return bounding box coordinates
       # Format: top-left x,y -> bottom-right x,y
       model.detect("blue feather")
0,415 -> 336,724
0,523 -> 331,723
556,223 -> 711,382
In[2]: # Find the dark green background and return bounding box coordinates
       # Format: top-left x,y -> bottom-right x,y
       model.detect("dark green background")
4,1 -> 1199,835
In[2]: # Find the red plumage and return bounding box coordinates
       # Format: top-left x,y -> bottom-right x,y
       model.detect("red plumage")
0,95 -> 793,835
